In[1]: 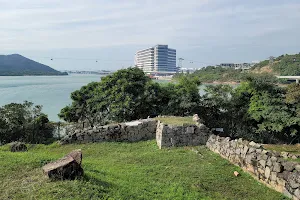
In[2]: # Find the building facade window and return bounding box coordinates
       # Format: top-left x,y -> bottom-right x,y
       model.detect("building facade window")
134,45 -> 177,73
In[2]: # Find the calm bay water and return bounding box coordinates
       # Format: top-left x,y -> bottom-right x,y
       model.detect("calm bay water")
0,75 -> 233,122
0,75 -> 102,121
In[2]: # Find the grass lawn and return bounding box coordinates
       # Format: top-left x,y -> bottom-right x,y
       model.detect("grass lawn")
155,116 -> 195,126
0,141 -> 287,200
264,144 -> 300,162
264,144 -> 300,155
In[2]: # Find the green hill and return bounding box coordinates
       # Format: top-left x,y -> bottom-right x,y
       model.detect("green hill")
252,53 -> 300,76
174,52 -> 300,83
174,66 -> 244,83
0,54 -> 67,76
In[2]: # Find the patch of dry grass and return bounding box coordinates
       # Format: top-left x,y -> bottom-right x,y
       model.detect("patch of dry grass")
155,116 -> 195,126
264,144 -> 300,154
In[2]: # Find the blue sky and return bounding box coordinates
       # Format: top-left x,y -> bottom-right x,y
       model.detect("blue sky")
1,0 -> 300,71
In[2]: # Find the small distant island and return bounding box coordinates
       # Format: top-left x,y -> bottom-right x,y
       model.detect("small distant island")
0,54 -> 67,76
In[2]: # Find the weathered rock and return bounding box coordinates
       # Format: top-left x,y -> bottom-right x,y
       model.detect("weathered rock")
283,187 -> 293,199
295,165 -> 300,172
186,126 -> 194,134
192,114 -> 204,126
277,176 -> 285,184
282,161 -> 297,172
265,166 -> 271,179
259,160 -> 266,168
270,172 -> 277,181
287,184 -> 296,195
269,180 -> 277,188
256,144 -> 263,149
262,150 -> 268,154
273,162 -> 283,173
234,171 -> 240,176
245,154 -> 253,164
42,149 -> 83,180
288,173 -> 300,189
281,152 -> 290,159
272,151 -> 281,157
256,149 -> 262,154
278,171 -> 292,181
258,167 -> 265,176
261,153 -> 269,160
266,158 -> 272,167
9,142 -> 27,152
248,147 -> 256,154
249,141 -> 256,147
242,146 -> 249,155
67,149 -> 82,165
235,148 -> 241,155
292,155 -> 298,160
295,189 -> 300,199
246,164 -> 256,174
270,156 -> 278,162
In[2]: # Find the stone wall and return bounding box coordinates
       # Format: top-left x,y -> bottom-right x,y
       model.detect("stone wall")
60,119 -> 157,144
206,134 -> 300,199
156,121 -> 211,149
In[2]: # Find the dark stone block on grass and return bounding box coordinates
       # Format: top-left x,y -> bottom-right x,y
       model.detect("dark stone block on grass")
9,142 -> 27,152
42,149 -> 83,180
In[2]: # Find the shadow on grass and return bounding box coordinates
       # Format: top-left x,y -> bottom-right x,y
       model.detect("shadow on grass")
83,173 -> 112,190
87,168 -> 107,175
44,171 -> 112,189
43,172 -> 112,199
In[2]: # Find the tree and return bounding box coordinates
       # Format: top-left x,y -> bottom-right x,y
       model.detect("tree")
59,68 -> 202,125
199,75 -> 300,143
199,84 -> 254,139
59,68 -> 165,125
286,83 -> 300,104
96,68 -> 155,122
58,82 -> 101,126
0,101 -> 54,144
161,76 -> 201,116
239,77 -> 300,143
173,66 -> 244,83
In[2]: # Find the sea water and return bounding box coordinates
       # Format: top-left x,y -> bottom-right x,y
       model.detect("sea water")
0,75 -> 226,121
0,75 -> 102,121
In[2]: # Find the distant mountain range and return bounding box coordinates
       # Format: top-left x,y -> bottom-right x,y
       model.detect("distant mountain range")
0,54 -> 67,76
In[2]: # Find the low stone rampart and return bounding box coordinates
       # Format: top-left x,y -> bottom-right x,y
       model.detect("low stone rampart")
60,119 -> 157,144
206,134 -> 300,199
60,116 -> 300,198
156,121 -> 211,149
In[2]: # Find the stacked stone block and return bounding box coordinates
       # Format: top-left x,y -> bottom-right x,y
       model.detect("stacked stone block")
156,121 -> 211,149
60,119 -> 157,144
206,135 -> 300,199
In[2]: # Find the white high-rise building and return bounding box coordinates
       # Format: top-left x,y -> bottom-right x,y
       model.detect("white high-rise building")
134,45 -> 177,73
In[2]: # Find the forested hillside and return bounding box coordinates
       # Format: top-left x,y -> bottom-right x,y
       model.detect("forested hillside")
174,52 -> 300,83
0,54 -> 67,76
253,53 -> 300,76
174,66 -> 244,83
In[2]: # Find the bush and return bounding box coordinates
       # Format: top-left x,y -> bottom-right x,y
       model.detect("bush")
0,101 -> 55,144
59,68 -> 201,125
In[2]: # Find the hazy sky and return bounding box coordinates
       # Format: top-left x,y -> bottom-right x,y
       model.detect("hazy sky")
1,0 -> 300,71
